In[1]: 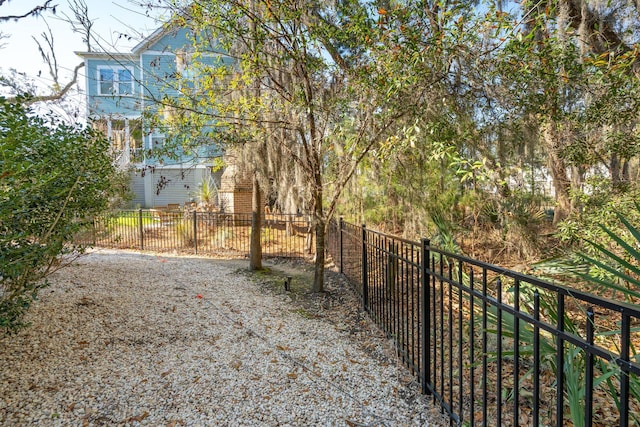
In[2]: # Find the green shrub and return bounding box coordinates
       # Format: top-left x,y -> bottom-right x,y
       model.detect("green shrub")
0,97 -> 116,333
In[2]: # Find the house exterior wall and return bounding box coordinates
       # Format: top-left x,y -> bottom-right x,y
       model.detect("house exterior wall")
129,170 -> 146,206
76,24 -> 239,211
140,52 -> 179,102
129,165 -> 219,208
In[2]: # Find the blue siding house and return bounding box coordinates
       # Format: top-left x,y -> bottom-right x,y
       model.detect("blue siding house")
77,25 -> 232,208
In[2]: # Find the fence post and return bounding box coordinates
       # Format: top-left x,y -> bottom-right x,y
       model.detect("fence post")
421,238 -> 431,394
361,224 -> 368,312
339,217 -> 344,275
92,218 -> 97,246
138,209 -> 144,250
193,210 -> 198,255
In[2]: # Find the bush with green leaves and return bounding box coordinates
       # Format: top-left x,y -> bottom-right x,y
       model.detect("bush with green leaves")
557,181 -> 640,251
0,97 -> 116,333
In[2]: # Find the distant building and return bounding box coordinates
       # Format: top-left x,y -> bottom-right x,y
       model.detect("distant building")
77,23 -> 252,212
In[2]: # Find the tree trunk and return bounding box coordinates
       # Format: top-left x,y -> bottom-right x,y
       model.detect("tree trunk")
611,153 -> 630,193
248,1 -> 262,271
313,217 -> 326,293
249,174 -> 262,270
570,165 -> 585,213
542,120 -> 572,224
312,189 -> 325,293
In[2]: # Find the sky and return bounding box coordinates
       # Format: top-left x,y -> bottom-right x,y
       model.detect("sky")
0,0 -> 164,99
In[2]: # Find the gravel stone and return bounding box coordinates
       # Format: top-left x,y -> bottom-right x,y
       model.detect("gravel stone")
0,249 -> 446,426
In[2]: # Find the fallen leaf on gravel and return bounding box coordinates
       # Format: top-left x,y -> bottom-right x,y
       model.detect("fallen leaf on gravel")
276,345 -> 291,351
66,402 -> 76,412
128,412 -> 149,422
193,376 -> 200,383
75,341 -> 89,350
231,360 -> 242,370
161,371 -> 171,378
287,373 -> 298,379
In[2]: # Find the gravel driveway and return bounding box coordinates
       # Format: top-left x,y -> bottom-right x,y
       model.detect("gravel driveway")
0,250 -> 443,426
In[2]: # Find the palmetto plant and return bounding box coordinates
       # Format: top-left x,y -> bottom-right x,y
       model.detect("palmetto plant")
573,204 -> 640,423
574,205 -> 640,303
480,284 -> 616,426
523,203 -> 640,424
479,200 -> 640,426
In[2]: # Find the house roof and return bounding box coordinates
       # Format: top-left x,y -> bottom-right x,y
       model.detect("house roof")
132,6 -> 193,54
76,7 -> 196,60
131,24 -> 172,54
75,51 -> 138,60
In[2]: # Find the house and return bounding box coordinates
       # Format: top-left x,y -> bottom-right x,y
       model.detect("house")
76,23 -> 253,212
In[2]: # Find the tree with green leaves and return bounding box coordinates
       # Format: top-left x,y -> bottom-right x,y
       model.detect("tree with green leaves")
151,0 -> 414,292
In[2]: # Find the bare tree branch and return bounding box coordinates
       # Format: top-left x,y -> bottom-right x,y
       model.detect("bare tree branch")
60,0 -> 94,51
32,20 -> 59,86
0,0 -> 56,22
6,62 -> 84,104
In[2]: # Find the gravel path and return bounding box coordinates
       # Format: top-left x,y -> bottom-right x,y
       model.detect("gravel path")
0,250 -> 443,426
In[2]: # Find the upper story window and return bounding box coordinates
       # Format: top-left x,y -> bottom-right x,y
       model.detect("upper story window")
98,66 -> 134,95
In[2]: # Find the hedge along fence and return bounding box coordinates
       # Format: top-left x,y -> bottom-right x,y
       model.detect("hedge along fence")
327,218 -> 640,427
77,209 -> 313,259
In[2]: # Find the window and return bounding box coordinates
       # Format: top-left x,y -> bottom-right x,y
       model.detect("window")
98,67 -> 133,95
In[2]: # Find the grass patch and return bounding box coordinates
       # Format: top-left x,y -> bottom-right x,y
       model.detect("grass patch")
108,212 -> 155,227
246,266 -> 311,295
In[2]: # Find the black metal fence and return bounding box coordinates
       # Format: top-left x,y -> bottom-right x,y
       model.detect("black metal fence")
327,218 -> 640,426
77,209 -> 312,258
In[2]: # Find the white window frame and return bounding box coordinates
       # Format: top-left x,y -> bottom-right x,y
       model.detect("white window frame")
97,66 -> 134,96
